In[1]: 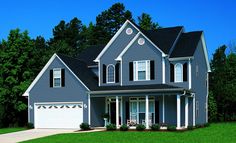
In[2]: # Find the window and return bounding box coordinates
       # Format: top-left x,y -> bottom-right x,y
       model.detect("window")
174,63 -> 183,82
138,38 -> 145,45
53,69 -> 61,87
133,60 -> 150,81
126,28 -> 133,35
196,101 -> 199,118
107,64 -> 115,83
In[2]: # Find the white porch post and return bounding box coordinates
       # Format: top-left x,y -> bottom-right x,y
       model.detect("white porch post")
177,95 -> 181,129
162,95 -> 165,123
121,97 -> 123,125
116,96 -> 119,128
193,95 -> 196,126
145,95 -> 149,129
185,97 -> 189,128
88,94 -> 91,125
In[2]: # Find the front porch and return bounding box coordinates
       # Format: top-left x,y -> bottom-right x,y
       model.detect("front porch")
89,92 -> 195,130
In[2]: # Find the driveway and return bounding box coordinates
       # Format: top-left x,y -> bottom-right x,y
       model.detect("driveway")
0,129 -> 76,143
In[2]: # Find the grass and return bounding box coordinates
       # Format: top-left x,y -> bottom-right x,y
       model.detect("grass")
22,122 -> 236,143
0,127 -> 26,134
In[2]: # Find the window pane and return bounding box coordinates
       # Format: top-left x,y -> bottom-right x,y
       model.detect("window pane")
175,64 -> 182,82
138,71 -> 146,80
54,78 -> 61,87
138,61 -> 146,71
149,101 -> 154,112
107,65 -> 114,82
139,102 -> 145,112
53,69 -> 61,78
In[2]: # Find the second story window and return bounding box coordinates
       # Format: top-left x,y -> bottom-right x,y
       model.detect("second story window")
107,64 -> 115,83
175,63 -> 183,82
53,69 -> 61,87
133,60 -> 150,81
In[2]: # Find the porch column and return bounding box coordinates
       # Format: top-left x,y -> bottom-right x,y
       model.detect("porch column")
162,95 -> 165,123
116,96 -> 119,128
177,95 -> 181,129
120,97 -> 123,125
185,96 -> 188,128
145,95 -> 149,129
193,94 -> 196,126
88,94 -> 91,125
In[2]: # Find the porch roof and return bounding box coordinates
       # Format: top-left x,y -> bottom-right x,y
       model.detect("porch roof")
89,84 -> 188,95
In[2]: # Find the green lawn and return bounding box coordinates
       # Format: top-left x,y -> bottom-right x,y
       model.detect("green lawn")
0,127 -> 26,134
22,122 -> 236,143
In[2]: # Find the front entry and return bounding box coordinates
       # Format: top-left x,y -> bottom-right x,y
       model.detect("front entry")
110,102 -> 116,124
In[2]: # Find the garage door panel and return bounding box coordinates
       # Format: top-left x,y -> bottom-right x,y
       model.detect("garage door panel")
35,103 -> 83,129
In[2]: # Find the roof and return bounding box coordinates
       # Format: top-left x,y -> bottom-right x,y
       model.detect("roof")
76,45 -> 105,66
170,31 -> 203,58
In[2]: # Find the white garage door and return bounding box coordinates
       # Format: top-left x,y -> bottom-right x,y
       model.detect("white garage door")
34,102 -> 83,129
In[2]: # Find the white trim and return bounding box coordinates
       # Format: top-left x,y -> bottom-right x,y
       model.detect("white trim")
169,57 -> 193,61
201,33 -> 211,72
22,53 -> 90,96
115,32 -> 140,61
185,97 -> 189,128
94,20 -> 130,62
206,73 -> 209,122
193,94 -> 196,126
133,60 -> 150,81
120,60 -> 123,86
23,53 -> 57,96
28,96 -> 30,123
116,96 -> 119,127
88,93 -> 91,125
162,57 -> 166,84
106,64 -> 115,83
174,63 -> 183,83
176,95 -> 181,129
120,97 -> 123,125
188,59 -> 192,89
145,95 -> 149,129
162,95 -> 165,123
98,61 -> 101,86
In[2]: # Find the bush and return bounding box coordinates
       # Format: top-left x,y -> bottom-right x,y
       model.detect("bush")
167,125 -> 176,131
195,124 -> 203,128
187,125 -> 194,130
150,124 -> 160,131
204,123 -> 210,127
106,124 -> 116,131
136,124 -> 146,131
208,91 -> 218,122
80,123 -> 90,130
120,124 -> 129,131
26,123 -> 34,129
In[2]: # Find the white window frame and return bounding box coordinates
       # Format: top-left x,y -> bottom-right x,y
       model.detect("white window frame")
53,68 -> 61,88
174,63 -> 183,82
133,60 -> 150,81
106,64 -> 115,83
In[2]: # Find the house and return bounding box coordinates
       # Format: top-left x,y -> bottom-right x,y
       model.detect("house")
23,20 -> 210,129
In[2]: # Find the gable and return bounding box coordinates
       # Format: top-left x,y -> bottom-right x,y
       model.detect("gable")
23,54 -> 90,96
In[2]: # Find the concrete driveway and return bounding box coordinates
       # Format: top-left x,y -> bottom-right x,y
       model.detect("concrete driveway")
0,129 -> 76,143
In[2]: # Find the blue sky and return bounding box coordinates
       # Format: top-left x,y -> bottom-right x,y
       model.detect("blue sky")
0,0 -> 235,59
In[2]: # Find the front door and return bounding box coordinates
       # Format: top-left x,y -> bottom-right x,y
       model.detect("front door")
110,102 -> 116,124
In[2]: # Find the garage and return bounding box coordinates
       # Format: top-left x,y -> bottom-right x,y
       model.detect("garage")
34,102 -> 83,129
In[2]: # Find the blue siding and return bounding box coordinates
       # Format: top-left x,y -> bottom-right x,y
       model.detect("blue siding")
29,57 -> 89,124
90,97 -> 105,127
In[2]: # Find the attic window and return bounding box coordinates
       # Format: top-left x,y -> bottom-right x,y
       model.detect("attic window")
126,28 -> 133,35
138,38 -> 145,45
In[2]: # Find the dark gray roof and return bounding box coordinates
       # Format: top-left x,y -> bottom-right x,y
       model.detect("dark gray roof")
57,54 -> 184,92
170,31 -> 203,58
76,45 -> 105,66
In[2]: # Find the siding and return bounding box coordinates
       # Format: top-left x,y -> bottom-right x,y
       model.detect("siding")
29,57 -> 89,124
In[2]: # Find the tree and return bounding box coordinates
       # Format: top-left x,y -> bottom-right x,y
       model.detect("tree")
95,3 -> 134,44
208,91 -> 217,122
0,29 -> 35,126
138,13 -> 159,30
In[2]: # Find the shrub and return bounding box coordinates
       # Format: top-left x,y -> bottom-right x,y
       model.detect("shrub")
204,123 -> 210,127
80,123 -> 90,130
26,123 -> 34,129
167,125 -> 176,131
106,124 -> 116,131
195,124 -> 202,128
150,124 -> 160,131
187,125 -> 194,130
136,124 -> 146,131
120,124 -> 129,131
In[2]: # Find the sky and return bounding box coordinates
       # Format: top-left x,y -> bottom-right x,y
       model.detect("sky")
0,0 -> 235,59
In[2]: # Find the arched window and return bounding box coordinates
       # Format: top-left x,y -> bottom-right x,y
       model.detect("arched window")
107,64 -> 115,83
175,63 -> 183,82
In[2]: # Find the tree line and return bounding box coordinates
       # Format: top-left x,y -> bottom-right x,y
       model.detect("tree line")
0,2 -> 235,127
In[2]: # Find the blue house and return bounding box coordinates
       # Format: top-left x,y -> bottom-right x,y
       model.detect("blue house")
23,20 -> 211,129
